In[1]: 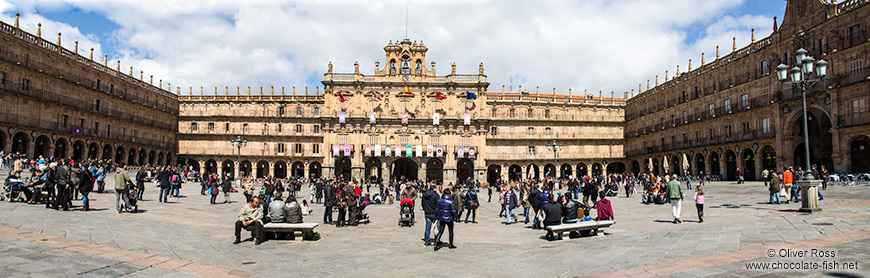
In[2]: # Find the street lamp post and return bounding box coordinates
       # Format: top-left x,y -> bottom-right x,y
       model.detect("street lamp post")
775,48 -> 827,180
776,48 -> 827,213
230,136 -> 247,182
547,140 -> 562,179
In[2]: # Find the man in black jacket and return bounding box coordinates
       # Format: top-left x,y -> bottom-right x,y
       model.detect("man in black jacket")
562,194 -> 580,223
155,166 -> 172,203
323,182 -> 335,224
421,185 -> 439,246
54,160 -> 71,211
542,194 -> 563,240
529,186 -> 541,229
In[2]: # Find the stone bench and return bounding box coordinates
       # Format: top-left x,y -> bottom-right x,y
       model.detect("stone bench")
261,222 -> 319,241
545,220 -> 614,239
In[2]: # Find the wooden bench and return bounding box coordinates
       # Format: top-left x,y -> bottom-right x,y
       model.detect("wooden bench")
545,220 -> 615,239
261,223 -> 319,241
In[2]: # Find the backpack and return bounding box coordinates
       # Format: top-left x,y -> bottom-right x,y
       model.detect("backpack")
171,175 -> 178,182
40,172 -> 52,185
70,168 -> 82,185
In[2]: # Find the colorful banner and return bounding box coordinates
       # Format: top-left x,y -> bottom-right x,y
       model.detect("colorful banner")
464,113 -> 471,125
458,146 -> 464,158
364,144 -> 372,156
395,145 -> 402,157
71,126 -> 83,136
339,111 -> 346,124
406,145 -> 413,157
436,145 -> 443,157
375,144 -> 382,156
333,144 -> 340,156
344,144 -> 351,156
385,145 -> 392,157
369,112 -> 376,124
416,145 -> 423,157
426,145 -> 434,157
433,112 -> 440,125
402,112 -> 409,124
468,146 -> 476,158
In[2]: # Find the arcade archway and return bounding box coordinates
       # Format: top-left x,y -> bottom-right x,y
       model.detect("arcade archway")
291,161 -> 305,178
54,138 -> 67,159
694,153 -> 705,176
606,162 -> 626,174
309,162 -> 322,179
240,160 -> 252,178
725,150 -> 737,181
631,161 -> 641,175
11,132 -> 28,155
457,158 -> 474,182
102,145 -> 113,161
742,149 -> 756,180
365,158 -> 383,181
852,136 -> 870,173
543,163 -> 556,178
222,160 -> 235,178
576,163 -> 588,177
426,159 -> 443,183
335,157 -> 352,181
761,146 -> 777,172
591,163 -> 602,177
256,161 -> 269,178
204,159 -> 218,175
390,158 -> 417,182
526,164 -> 539,180
710,152 -> 720,177
792,108 -> 834,170
148,150 -> 155,165
127,149 -> 136,165
115,147 -> 125,164
33,135 -> 49,159
487,165 -> 501,186
560,164 -> 572,178
88,143 -> 100,160
508,164 -> 522,181
274,161 -> 287,179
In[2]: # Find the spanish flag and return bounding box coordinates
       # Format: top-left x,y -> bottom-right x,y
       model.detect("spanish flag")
404,85 -> 414,95
435,91 -> 447,100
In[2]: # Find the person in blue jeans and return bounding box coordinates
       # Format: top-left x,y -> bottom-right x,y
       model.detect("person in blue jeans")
421,185 -> 439,246
768,173 -> 781,204
155,167 -> 172,203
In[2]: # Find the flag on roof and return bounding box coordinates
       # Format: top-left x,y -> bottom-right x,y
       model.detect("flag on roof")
372,91 -> 382,101
466,91 -> 477,100
404,85 -> 414,95
339,91 -> 346,103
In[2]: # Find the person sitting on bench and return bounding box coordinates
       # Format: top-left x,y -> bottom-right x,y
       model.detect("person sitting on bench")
234,196 -> 265,245
561,194 -> 580,224
595,192 -> 614,221
542,194 -> 563,240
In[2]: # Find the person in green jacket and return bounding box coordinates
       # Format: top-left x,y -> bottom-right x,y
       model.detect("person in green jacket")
666,174 -> 684,223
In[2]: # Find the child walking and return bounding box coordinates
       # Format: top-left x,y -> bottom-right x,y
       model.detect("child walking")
694,186 -> 705,223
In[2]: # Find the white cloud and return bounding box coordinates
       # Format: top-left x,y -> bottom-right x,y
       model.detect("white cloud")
2,0 -> 778,96
0,3 -> 105,61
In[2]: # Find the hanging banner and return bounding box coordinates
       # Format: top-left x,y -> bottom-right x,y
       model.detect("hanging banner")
433,112 -> 440,125
375,144 -> 382,156
427,145 -> 434,157
344,144 -> 351,156
385,145 -> 391,157
468,146 -> 476,158
369,112 -> 376,124
395,145 -> 402,157
333,144 -> 340,156
402,112 -> 409,124
339,111 -> 346,124
416,144 -> 423,157
436,146 -> 443,157
364,144 -> 372,156
458,146 -> 464,158
406,145 -> 413,157
464,113 -> 471,125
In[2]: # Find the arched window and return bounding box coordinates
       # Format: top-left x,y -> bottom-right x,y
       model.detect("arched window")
415,59 -> 422,75
390,59 -> 397,74
401,56 -> 411,74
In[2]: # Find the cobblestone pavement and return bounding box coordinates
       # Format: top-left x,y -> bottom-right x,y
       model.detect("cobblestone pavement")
1,169 -> 869,277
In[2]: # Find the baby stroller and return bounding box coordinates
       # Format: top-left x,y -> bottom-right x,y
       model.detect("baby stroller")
123,184 -> 138,213
2,175 -> 28,202
398,198 -> 415,227
356,200 -> 371,224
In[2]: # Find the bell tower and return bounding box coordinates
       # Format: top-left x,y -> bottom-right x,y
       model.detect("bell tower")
378,39 -> 430,76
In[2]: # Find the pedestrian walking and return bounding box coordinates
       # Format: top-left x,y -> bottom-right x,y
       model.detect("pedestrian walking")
694,186 -> 705,223
667,174 -> 684,223
433,188 -> 457,251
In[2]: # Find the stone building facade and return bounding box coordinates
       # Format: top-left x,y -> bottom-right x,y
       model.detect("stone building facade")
177,39 -> 625,184
0,17 -> 179,165
624,0 -> 870,180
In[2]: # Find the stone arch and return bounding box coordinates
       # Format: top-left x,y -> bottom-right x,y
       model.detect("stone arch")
222,160 -> 235,178
709,152 -> 721,177
309,162 -> 322,179
115,146 -> 125,164
789,106 -> 834,171
543,163 -> 556,178
148,150 -> 156,165
591,163 -> 603,177
0,131 -> 5,153
508,164 -> 522,181
256,160 -> 270,178
88,143 -> 100,160
560,163 -> 572,178
127,148 -> 137,165
631,160 -> 641,175
239,160 -> 252,178
138,150 -> 146,165
54,138 -> 68,159
741,149 -> 756,180
102,144 -> 113,161
487,164 -> 501,186
187,159 -> 201,173
850,135 -> 870,173
606,162 -> 626,174
576,163 -> 588,177
291,161 -> 305,178
157,152 -> 165,166
204,159 -> 218,175
335,157 -> 352,181
425,158 -> 443,183
694,153 -> 705,176
11,132 -> 28,155
724,150 -> 737,181
526,164 -> 540,180
457,158 -> 475,183
273,161 -> 287,178
33,135 -> 50,159
761,145 -> 777,172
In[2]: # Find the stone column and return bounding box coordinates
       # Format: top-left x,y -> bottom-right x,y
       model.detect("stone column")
501,164 -> 507,183
719,159 -> 727,180
418,159 -> 426,181
520,164 -> 527,180
304,161 -> 310,179
198,159 -> 206,175
602,163 -> 608,177
268,161 -> 274,178
234,160 -> 240,179
217,159 -> 223,177
26,138 -> 36,159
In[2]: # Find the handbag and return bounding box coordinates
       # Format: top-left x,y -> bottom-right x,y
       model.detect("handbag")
471,201 -> 479,208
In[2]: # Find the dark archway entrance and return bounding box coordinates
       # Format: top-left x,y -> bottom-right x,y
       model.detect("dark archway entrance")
591,163 -> 602,177
274,161 -> 287,179
852,136 -> 870,173
138,150 -> 146,165
240,160 -> 252,178
508,164 -> 521,182
365,158 -> 382,182
256,161 -> 269,178
11,132 -> 28,155
127,149 -> 136,165
33,135 -> 49,159
671,156 -> 681,176
426,159 -> 443,183
487,165 -> 501,186
695,154 -> 705,176
762,147 -> 777,172
652,158 -> 660,176
115,147 -> 125,164
309,162 -> 321,179
793,108 -> 834,171
222,160 -> 234,179
576,163 -> 588,177
157,152 -> 165,166
335,157 -> 351,181
102,145 -> 113,161
291,161 -> 304,178
742,150 -> 756,180
390,158 -> 417,182
148,150 -> 156,165
710,152 -> 720,177
560,164 -> 572,179
0,132 -> 5,153
606,162 -> 626,174
543,163 -> 556,178
725,150 -> 737,181
631,161 -> 640,175
187,159 -> 201,173
205,159 -> 218,175
88,143 -> 100,160
457,158 -> 474,183
54,139 -> 67,159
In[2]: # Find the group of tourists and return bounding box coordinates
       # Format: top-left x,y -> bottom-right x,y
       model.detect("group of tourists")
764,164 -> 827,205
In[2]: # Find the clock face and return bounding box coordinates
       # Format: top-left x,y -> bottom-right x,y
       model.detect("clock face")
402,75 -> 409,82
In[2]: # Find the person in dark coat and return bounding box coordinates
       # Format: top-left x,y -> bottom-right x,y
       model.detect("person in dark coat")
209,174 -> 220,204
155,166 -> 172,203
54,161 -> 71,211
323,182 -> 335,224
463,188 -> 478,223
542,194 -> 563,240
422,185 -> 439,245
433,189 -> 457,251
135,168 -> 147,201
78,164 -> 93,211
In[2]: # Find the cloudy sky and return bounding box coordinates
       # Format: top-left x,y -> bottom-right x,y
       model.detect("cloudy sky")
0,0 -> 785,97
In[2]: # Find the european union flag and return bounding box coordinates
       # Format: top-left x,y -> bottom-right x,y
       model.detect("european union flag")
465,91 -> 477,100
